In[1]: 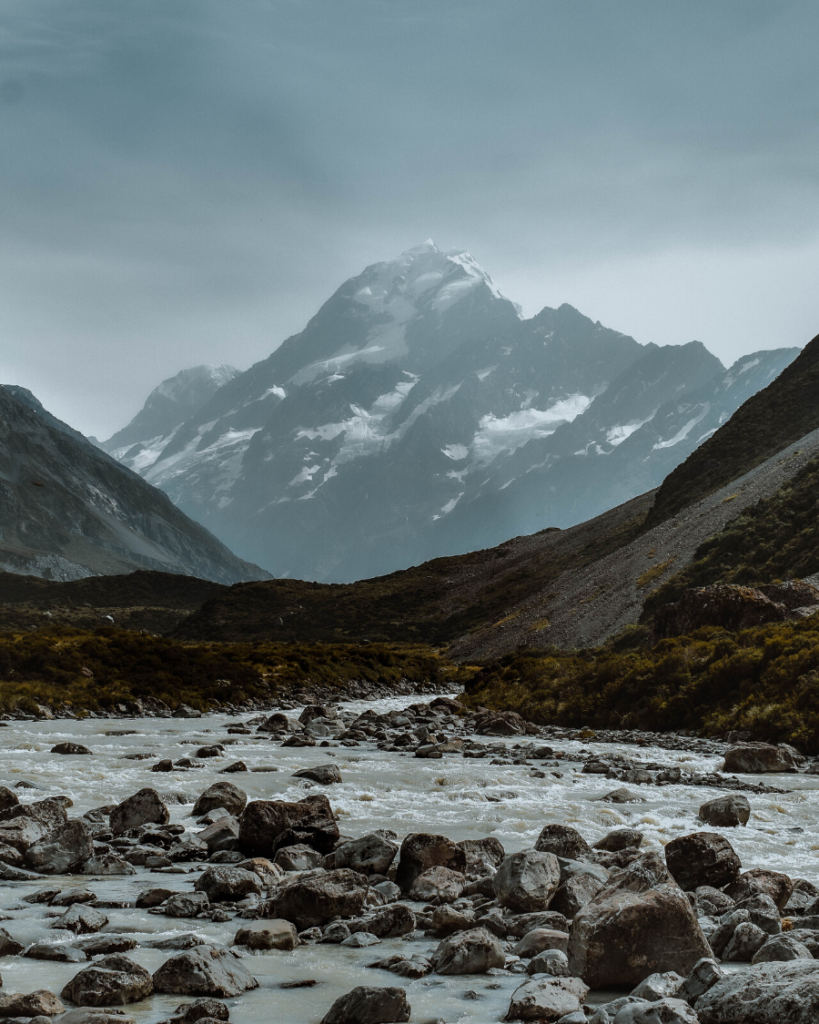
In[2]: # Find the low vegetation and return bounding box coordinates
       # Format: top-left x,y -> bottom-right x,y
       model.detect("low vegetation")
0,627 -> 465,715
461,618 -> 819,752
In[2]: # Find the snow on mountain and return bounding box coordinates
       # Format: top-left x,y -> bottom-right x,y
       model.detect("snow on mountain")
104,242 -> 800,581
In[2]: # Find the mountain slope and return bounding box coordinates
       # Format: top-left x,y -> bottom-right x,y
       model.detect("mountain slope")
0,385 -> 267,583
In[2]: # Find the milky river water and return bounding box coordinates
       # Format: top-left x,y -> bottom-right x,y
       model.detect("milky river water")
1,696 -> 818,1023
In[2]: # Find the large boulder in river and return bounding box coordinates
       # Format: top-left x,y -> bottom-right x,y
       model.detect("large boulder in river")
723,743 -> 801,774
664,832 -> 741,891
320,986 -> 410,1024
395,833 -> 466,891
194,866 -> 261,902
568,884 -> 711,988
493,851 -> 561,912
696,959 -> 819,1023
0,991 -> 65,1016
262,868 -> 368,930
192,782 -> 247,818
61,955 -> 153,1006
534,824 -> 592,861
329,832 -> 398,875
110,789 -> 169,835
238,796 -> 337,857
152,945 -> 258,996
25,820 -> 94,874
506,976 -> 589,1022
699,794 -> 751,827
234,920 -> 299,951
432,927 -> 505,975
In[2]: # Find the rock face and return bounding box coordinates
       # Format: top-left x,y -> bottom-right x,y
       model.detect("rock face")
61,955 -> 153,1006
699,794 -> 751,827
506,976 -> 589,1022
493,851 -> 561,912
723,743 -> 802,773
319,986 -> 410,1024
238,797 -> 338,856
152,945 -> 259,997
25,820 -> 94,874
696,959 -> 819,1023
192,782 -> 247,818
664,833 -> 741,891
568,884 -> 712,988
194,867 -> 261,902
263,869 -> 368,930
395,833 -> 466,891
330,833 -> 399,876
432,927 -> 505,975
110,790 -> 169,835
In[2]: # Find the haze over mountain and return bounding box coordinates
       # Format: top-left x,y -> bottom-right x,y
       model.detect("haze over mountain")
0,385 -> 266,584
103,242 -> 798,582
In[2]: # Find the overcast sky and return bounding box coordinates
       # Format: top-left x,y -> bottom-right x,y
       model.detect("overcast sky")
1,0 -> 818,437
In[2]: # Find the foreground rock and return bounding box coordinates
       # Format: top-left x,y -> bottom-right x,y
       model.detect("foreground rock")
696,959 -> 819,1023
152,945 -> 259,996
192,782 -> 247,818
0,991 -> 65,1016
61,955 -> 153,1006
432,927 -> 504,974
506,976 -> 588,1022
320,986 -> 410,1024
493,851 -> 560,912
262,868 -> 368,929
110,789 -> 169,835
238,796 -> 338,857
234,920 -> 299,951
25,820 -> 94,874
664,832 -> 741,891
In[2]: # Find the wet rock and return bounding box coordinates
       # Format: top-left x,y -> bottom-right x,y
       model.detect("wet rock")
722,920 -> 768,961
319,985 -> 410,1024
696,959 -> 819,1023
61,955 -> 153,1006
51,889 -> 95,907
725,868 -> 794,911
194,866 -> 262,902
395,833 -> 466,891
151,934 -> 209,951
602,788 -> 646,804
24,943 -> 88,962
110,789 -> 169,835
293,765 -> 342,785
52,905 -> 108,935
135,887 -> 175,908
236,856 -> 283,885
550,872 -> 605,919
493,851 -> 561,913
342,931 -> 380,947
0,841 -> 23,866
74,935 -> 139,955
0,991 -> 65,1016
432,927 -> 505,975
171,997 -> 230,1024
722,742 -> 801,773
664,832 -> 741,891
192,782 -> 247,818
431,904 -> 474,936
752,933 -> 813,963
472,710 -> 527,736
367,953 -> 432,980
83,851 -> 135,875
152,945 -> 259,996
0,927 -> 23,956
607,851 -> 671,893
274,843 -> 324,872
51,743 -> 92,755
220,762 -> 247,774
506,976 -> 588,1022
630,971 -> 684,1001
676,956 -> 723,1004
356,903 -> 416,938
506,911 -> 570,938
196,818 -> 240,854
25,820 -> 94,875
262,868 -> 368,929
408,866 -> 465,903
151,760 -> 174,773
238,796 -> 338,857
173,705 -> 202,718
57,1012 -> 136,1024
613,998 -> 698,1023
165,892 -> 210,918
0,786 -> 19,812
330,833 -> 398,876
568,884 -> 711,988
513,928 -> 570,957
698,794 -> 750,827
694,885 -> 735,917
234,920 -> 299,950
733,892 -> 782,934
457,837 -> 505,880
169,835 -> 209,862
196,746 -> 224,759
323,922 -> 351,943
593,828 -> 643,853
534,825 -> 592,861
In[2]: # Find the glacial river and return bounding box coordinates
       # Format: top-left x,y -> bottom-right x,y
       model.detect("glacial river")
0,696 -> 816,1023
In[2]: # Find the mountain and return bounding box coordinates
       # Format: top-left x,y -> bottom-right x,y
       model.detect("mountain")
0,385 -> 267,583
104,241 -> 798,581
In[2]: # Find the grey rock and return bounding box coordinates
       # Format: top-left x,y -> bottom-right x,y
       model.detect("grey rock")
51,743 -> 92,756
0,991 -> 65,1017
629,972 -> 684,1001
752,933 -> 813,964
457,837 -> 505,880
25,821 -> 94,875
330,833 -> 398,876
395,832 -> 466,891
513,928 -> 570,958
274,843 -> 324,872
408,865 -> 465,903
234,920 -> 299,950
110,789 -> 169,835
698,794 -> 751,828
722,921 -> 767,962
165,892 -> 210,918
319,985 -> 410,1024
432,927 -> 505,975
506,976 -> 589,1022
594,829 -> 643,853
292,765 -> 342,785
152,945 -> 259,996
262,868 -> 368,930
535,825 -> 591,861
194,866 -> 261,902
696,959 -> 819,1023
493,851 -> 561,913
51,905 -> 108,935
612,998 -> 698,1024
60,955 -> 153,1006
192,783 -> 247,818
722,743 -> 801,773
526,949 -> 570,977
24,944 -> 88,963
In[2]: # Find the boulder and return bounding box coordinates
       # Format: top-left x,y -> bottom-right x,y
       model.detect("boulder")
408,866 -> 465,903
152,945 -> 259,996
60,955 -> 153,1006
472,710 -> 527,736
74,936 -> 139,956
721,920 -> 768,962
293,765 -> 342,785
82,852 -> 135,875
330,832 -> 398,875
722,743 -> 801,774
506,977 -> 589,1022
52,905 -> 108,935
568,884 -> 711,988
0,787 -> 19,812
165,893 -> 209,918
612,999 -> 698,1024
234,920 -> 299,950
699,793 -> 750,828
0,818 -> 49,854
594,828 -> 643,853
319,986 -> 410,1024
630,972 -> 684,1001
535,824 -> 592,861
752,934 -> 813,964
274,843 -> 324,872
0,927 -> 23,956
550,873 -> 604,918
457,837 -> 505,879
194,866 -> 261,902
395,833 -> 466,891
725,868 -> 794,911
526,949 -> 571,977
358,903 -> 416,938
51,743 -> 92,755
192,783 -> 247,818
262,868 -> 368,929
170,997 -> 229,1023
110,789 -> 169,835
493,851 -> 561,912
513,928 -> 570,957
196,818 -> 240,854
0,991 -> 65,1016
25,820 -> 94,874
696,960 -> 819,1023
432,927 -> 505,975
676,957 -> 723,1004
664,832 -> 741,891
654,584 -> 789,639
238,796 -> 338,857
24,943 -> 88,963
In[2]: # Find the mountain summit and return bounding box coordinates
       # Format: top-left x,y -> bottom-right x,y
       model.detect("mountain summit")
103,244 -> 799,581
